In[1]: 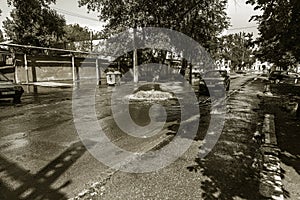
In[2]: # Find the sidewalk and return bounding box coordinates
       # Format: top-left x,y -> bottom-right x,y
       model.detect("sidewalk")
260,82 -> 300,200
191,76 -> 266,200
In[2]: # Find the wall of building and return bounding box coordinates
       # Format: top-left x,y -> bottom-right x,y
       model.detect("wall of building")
13,54 -> 107,83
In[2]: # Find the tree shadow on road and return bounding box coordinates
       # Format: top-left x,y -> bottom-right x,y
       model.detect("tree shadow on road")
0,141 -> 87,200
166,101 -> 212,141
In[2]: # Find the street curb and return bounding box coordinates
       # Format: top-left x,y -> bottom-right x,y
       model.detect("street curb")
263,114 -> 276,145
259,114 -> 284,200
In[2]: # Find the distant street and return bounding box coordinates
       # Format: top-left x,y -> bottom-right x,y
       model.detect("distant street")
0,73 -> 264,199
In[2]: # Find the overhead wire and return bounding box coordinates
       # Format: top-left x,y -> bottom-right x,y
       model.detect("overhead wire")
52,7 -> 100,22
51,7 -> 257,32
227,26 -> 257,31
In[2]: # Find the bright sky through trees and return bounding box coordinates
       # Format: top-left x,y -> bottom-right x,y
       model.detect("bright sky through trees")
0,0 -> 259,36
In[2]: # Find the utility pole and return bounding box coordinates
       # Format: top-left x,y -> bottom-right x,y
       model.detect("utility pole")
133,19 -> 138,83
90,30 -> 93,52
241,32 -> 245,69
133,41 -> 138,82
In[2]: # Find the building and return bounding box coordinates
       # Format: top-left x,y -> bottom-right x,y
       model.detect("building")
253,59 -> 272,71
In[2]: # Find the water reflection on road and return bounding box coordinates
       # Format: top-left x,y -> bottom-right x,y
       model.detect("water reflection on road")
0,83 -> 210,198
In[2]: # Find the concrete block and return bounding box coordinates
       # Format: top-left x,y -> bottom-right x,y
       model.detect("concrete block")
263,114 -> 277,145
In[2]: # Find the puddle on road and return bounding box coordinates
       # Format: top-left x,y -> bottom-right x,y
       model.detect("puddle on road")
18,85 -> 73,106
0,132 -> 29,151
128,99 -> 181,127
1,84 -> 211,153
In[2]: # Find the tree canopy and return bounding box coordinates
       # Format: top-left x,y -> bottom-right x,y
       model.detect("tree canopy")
63,24 -> 93,51
3,0 -> 66,48
79,0 -> 229,51
246,0 -> 300,68
216,32 -> 255,70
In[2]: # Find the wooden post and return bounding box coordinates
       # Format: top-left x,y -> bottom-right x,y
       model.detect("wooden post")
31,57 -> 37,82
24,54 -> 29,84
31,57 -> 38,94
72,55 -> 75,85
189,63 -> 192,84
76,64 -> 80,81
15,65 -> 19,83
13,53 -> 19,83
96,57 -> 101,85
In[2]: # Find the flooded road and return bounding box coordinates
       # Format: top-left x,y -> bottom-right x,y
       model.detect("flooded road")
0,74 -> 258,199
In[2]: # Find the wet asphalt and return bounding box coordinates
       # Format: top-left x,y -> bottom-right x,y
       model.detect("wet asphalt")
0,74 -> 260,199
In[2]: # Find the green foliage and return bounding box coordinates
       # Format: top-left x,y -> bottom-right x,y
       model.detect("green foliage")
64,24 -> 91,42
7,0 -> 56,7
79,0 -> 229,76
3,0 -> 66,48
246,0 -> 300,67
63,23 -> 105,51
63,24 -> 91,51
79,0 -> 229,51
216,32 -> 255,70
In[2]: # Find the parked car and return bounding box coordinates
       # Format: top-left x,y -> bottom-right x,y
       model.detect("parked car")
268,70 -> 287,82
288,72 -> 300,84
235,69 -> 247,74
0,72 -> 24,103
200,70 -> 230,95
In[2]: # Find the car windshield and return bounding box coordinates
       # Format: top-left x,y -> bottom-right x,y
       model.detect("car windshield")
0,73 -> 9,81
272,71 -> 281,74
204,71 -> 221,78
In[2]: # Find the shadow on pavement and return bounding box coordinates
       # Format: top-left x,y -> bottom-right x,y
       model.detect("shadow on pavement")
165,100 -> 211,141
0,141 -> 86,200
186,144 -> 264,200
276,115 -> 300,175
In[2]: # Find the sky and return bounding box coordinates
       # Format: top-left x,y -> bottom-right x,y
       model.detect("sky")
226,0 -> 261,37
0,0 -> 261,37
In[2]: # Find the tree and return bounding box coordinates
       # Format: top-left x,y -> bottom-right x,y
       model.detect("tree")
0,30 -> 4,42
63,24 -> 91,51
216,32 -> 255,70
64,24 -> 90,42
63,23 -> 105,51
79,0 -> 229,77
79,0 -> 229,52
246,0 -> 300,68
3,0 -> 66,48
